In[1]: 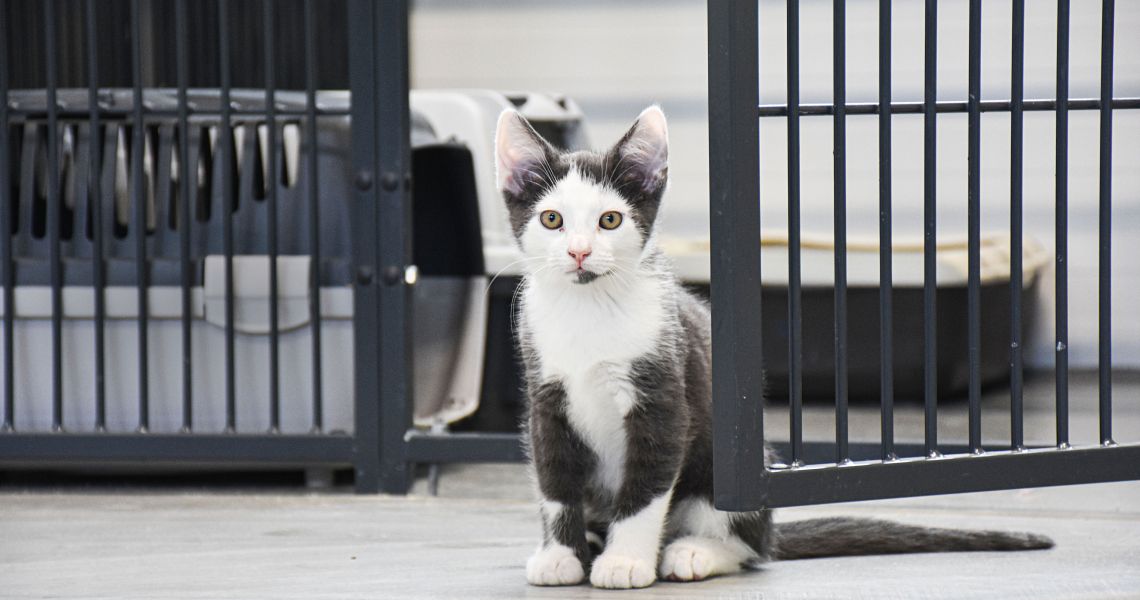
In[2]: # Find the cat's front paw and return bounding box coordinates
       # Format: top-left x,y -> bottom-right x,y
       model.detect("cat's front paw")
589,552 -> 657,589
526,544 -> 585,586
659,540 -> 715,582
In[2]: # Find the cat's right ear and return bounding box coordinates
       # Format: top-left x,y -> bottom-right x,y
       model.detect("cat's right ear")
495,110 -> 552,195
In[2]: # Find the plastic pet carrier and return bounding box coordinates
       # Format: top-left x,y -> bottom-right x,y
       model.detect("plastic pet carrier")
2,88 -> 494,435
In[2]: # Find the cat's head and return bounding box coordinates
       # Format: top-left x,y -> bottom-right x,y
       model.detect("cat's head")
494,106 -> 669,285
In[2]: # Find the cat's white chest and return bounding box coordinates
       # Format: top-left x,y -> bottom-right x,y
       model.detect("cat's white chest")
524,278 -> 665,377
563,365 -> 634,493
524,278 -> 667,493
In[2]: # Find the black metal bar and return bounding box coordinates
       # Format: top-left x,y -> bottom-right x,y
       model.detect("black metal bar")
402,433 -> 1049,468
130,0 -> 149,432
1055,0 -> 1070,448
219,0 -> 236,433
375,0 -> 413,494
786,0 -> 803,467
305,0 -> 324,433
762,444 -> 1140,508
45,0 -> 64,432
7,107 -> 354,119
832,0 -> 849,465
347,0 -> 382,493
265,0 -> 281,433
86,0 -> 106,432
708,0 -> 765,510
756,97 -> 1140,117
0,434 -> 356,465
176,0 -> 192,433
0,0 -> 12,432
1098,0 -> 1114,446
923,0 -> 938,457
877,0 -> 894,462
967,0 -> 982,453
405,432 -> 529,463
1010,0 -> 1025,450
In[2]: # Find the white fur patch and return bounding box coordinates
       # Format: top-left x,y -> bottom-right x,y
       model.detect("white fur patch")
526,542 -> 585,587
660,497 -> 758,582
590,490 -> 673,589
562,366 -> 631,493
659,536 -> 752,582
667,497 -> 732,539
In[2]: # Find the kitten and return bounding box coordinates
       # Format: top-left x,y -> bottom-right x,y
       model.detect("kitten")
495,106 -> 1052,589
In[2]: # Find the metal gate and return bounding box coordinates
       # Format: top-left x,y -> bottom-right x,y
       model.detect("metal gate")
709,0 -> 1140,510
0,0 -> 414,494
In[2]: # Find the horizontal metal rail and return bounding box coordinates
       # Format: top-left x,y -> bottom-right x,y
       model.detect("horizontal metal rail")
400,431 -> 1057,468
5,107 -> 352,118
762,444 -> 1140,508
0,433 -> 356,465
757,97 -> 1140,117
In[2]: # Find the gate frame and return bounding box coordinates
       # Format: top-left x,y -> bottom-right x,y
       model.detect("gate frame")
0,0 -> 412,494
708,0 -> 1140,511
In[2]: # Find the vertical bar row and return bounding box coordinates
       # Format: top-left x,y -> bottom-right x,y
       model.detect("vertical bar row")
0,0 -> 12,432
86,0 -> 106,432
1055,0 -> 1070,448
967,0 -> 982,453
305,0 -> 324,432
1010,0 -> 1025,450
922,0 -> 938,457
176,0 -> 193,433
131,0 -> 149,432
708,0 -> 765,510
45,0 -> 65,431
219,0 -> 236,433
1098,0 -> 1114,446
265,0 -> 281,433
877,0 -> 894,461
786,0 -> 803,467
832,0 -> 849,465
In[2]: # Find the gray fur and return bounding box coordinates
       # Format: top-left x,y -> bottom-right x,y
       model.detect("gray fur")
774,518 -> 1054,560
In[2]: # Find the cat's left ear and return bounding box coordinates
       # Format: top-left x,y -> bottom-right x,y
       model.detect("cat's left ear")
610,106 -> 669,193
495,109 -> 555,196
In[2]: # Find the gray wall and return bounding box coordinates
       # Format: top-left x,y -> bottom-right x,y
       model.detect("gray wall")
410,0 -> 1139,370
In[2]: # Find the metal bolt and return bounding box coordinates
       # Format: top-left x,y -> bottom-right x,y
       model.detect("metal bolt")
354,170 -> 373,191
382,265 -> 402,285
381,171 -> 399,191
356,266 -> 374,285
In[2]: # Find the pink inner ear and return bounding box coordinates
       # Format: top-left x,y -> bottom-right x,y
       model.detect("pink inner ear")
616,107 -> 669,190
496,111 -> 547,194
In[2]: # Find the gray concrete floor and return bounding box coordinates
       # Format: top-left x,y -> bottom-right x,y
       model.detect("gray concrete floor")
2,371 -> 1139,599
2,474 -> 1139,599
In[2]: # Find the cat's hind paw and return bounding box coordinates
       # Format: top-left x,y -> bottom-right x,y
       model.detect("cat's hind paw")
659,541 -> 714,582
526,544 -> 585,586
659,537 -> 748,582
589,553 -> 657,589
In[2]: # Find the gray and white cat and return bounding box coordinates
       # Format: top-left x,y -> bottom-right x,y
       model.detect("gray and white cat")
495,106 -> 1052,589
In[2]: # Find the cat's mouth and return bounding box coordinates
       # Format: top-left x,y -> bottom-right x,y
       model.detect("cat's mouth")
573,269 -> 603,284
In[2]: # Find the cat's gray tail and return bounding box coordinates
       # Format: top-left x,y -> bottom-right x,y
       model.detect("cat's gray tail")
772,517 -> 1053,560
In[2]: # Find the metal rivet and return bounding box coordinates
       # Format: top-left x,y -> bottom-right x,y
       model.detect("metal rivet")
356,266 -> 374,285
382,265 -> 402,285
381,171 -> 399,191
354,170 -> 373,191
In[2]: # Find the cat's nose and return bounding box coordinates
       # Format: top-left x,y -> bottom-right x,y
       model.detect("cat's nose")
568,248 -> 592,268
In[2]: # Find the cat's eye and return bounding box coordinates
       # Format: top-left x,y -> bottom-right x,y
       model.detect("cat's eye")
599,211 -> 623,230
540,210 -> 563,230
